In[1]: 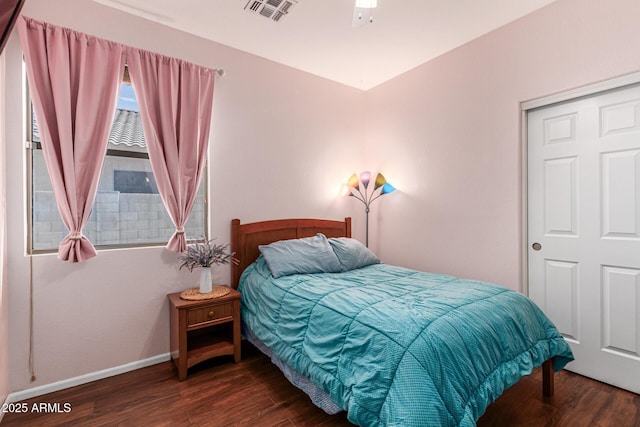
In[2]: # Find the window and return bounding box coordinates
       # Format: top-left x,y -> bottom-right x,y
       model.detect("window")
28,73 -> 207,252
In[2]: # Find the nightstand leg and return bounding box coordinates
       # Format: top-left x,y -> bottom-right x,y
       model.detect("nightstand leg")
233,299 -> 241,363
178,310 -> 188,380
178,363 -> 187,381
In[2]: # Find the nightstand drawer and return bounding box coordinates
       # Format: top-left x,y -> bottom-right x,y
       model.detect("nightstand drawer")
187,303 -> 233,328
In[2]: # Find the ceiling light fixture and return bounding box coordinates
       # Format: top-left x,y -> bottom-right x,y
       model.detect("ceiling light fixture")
352,0 -> 377,27
355,0 -> 377,8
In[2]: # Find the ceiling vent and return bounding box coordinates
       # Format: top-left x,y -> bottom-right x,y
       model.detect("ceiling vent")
244,0 -> 299,23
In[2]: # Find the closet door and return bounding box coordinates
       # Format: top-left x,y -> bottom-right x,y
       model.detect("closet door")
528,84 -> 640,393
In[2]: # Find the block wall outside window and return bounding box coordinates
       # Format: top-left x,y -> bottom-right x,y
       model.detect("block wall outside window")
29,80 -> 207,252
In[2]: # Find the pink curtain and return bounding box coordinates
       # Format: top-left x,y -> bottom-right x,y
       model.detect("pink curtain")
18,17 -> 125,262
126,49 -> 214,252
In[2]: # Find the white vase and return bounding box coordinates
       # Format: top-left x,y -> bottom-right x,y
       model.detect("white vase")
199,267 -> 212,294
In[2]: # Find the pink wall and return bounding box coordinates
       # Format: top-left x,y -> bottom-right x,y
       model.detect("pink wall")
5,0 -> 363,393
365,0 -> 640,289
0,51 -> 8,407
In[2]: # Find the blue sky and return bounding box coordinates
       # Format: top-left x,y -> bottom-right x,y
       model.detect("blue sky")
116,84 -> 139,111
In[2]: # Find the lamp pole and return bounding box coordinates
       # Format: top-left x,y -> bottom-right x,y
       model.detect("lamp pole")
365,205 -> 370,247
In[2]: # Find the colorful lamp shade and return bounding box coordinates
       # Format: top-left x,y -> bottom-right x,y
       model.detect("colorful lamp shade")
360,171 -> 371,188
343,171 -> 395,247
347,173 -> 360,190
381,182 -> 396,194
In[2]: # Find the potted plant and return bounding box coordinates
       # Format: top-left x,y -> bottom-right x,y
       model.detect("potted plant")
178,238 -> 235,293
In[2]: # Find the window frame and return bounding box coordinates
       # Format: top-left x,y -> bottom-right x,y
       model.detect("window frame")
25,80 -> 209,255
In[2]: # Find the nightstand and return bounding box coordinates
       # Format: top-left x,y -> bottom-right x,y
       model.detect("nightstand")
168,288 -> 241,381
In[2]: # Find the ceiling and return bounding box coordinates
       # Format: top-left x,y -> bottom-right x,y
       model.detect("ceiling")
91,0 -> 556,90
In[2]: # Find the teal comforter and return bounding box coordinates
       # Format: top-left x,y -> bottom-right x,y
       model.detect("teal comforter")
239,257 -> 574,426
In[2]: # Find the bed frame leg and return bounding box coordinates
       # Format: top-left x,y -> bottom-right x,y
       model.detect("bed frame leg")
542,358 -> 554,397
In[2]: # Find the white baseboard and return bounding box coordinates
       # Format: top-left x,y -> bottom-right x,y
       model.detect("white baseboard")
6,353 -> 170,403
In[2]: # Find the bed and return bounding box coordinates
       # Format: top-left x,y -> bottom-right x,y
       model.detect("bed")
231,217 -> 574,427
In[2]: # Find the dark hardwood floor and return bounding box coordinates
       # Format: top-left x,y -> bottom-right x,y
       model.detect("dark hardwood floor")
3,342 -> 639,426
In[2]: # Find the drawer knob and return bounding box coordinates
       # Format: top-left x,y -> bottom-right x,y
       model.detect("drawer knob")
208,311 -> 214,317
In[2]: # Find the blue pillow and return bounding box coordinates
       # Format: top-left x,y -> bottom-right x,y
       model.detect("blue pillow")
328,237 -> 381,271
258,233 -> 342,278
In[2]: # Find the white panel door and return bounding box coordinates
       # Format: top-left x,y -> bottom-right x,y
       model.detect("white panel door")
528,84 -> 640,393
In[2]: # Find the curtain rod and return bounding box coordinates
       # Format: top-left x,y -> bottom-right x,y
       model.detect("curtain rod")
123,63 -> 225,77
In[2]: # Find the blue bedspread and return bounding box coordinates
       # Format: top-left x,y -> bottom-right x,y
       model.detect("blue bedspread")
239,257 -> 574,427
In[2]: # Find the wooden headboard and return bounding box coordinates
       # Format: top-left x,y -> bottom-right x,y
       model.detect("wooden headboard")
230,217 -> 352,289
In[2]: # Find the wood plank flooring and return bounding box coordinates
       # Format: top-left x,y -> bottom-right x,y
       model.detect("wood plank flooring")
3,341 -> 639,426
